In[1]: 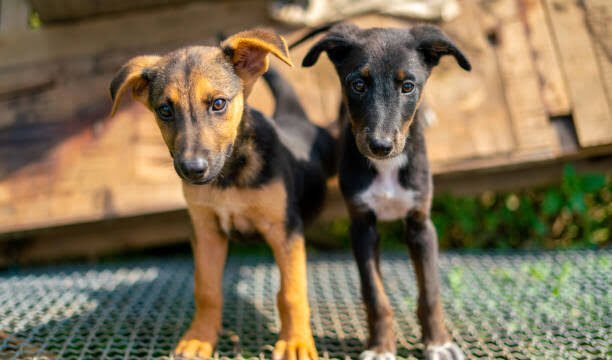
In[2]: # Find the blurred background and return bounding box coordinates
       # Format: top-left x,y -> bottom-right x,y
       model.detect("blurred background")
0,0 -> 610,265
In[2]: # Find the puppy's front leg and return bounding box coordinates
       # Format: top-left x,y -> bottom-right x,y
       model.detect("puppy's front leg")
175,206 -> 228,359
405,212 -> 463,360
350,212 -> 396,359
262,223 -> 317,360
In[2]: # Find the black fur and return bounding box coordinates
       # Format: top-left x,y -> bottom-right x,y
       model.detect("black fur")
301,23 -> 471,358
220,68 -> 336,235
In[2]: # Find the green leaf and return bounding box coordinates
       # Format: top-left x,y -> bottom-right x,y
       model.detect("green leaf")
562,164 -> 580,194
580,174 -> 606,192
569,192 -> 586,214
542,189 -> 563,216
533,219 -> 548,236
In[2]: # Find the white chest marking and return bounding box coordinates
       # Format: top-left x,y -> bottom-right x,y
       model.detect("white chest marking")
357,154 -> 418,221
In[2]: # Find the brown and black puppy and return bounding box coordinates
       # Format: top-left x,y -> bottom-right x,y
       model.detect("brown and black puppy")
110,29 -> 336,360
297,23 -> 471,360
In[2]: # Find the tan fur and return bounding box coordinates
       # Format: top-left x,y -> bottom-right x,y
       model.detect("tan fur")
400,95 -> 424,140
165,84 -> 182,106
222,29 -> 294,97
360,66 -> 370,77
175,206 -> 228,359
109,55 -> 161,116
196,91 -> 244,155
260,227 -> 318,360
182,179 -> 286,235
235,138 -> 263,186
182,180 -> 318,359
110,29 -> 315,360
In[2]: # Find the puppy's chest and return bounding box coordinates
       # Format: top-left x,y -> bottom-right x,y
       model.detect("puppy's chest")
356,155 -> 419,221
183,181 -> 286,236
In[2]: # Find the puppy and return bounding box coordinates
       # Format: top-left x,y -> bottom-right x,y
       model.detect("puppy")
299,23 -> 471,360
110,29 -> 336,360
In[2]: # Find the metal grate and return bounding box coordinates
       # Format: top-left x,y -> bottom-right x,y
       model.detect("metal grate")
0,250 -> 610,359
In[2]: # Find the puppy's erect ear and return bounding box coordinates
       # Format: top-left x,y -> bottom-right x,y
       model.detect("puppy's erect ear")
302,23 -> 359,67
221,28 -> 293,96
109,55 -> 160,116
410,25 -> 471,71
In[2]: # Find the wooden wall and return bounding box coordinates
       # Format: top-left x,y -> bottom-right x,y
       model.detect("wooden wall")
0,0 -> 611,263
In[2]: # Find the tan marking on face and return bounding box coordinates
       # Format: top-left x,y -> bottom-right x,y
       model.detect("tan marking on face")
165,84 -> 182,106
158,121 -> 177,152
360,66 -> 370,77
400,95 -> 424,138
197,91 -> 244,154
192,74 -> 214,104
397,69 -> 406,81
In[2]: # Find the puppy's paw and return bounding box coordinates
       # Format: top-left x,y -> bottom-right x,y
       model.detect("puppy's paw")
174,339 -> 214,359
359,350 -> 396,360
272,337 -> 318,360
424,342 -> 464,360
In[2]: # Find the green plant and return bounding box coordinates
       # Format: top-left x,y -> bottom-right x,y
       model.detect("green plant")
308,164 -> 610,250
431,164 -> 610,249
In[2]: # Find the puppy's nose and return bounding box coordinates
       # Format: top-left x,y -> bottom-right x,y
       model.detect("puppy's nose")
180,157 -> 208,179
368,137 -> 393,157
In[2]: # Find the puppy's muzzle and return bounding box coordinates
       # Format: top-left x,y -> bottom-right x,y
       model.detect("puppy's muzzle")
177,157 -> 209,183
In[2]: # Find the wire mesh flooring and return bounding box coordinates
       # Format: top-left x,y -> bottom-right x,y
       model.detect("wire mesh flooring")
0,250 -> 609,359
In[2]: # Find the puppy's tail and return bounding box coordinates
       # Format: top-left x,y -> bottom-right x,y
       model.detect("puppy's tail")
289,22 -> 339,50
262,68 -> 337,178
262,67 -> 309,121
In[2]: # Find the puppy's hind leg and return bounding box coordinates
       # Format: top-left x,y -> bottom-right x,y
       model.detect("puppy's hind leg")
404,211 -> 463,360
175,206 -> 228,360
350,212 -> 396,360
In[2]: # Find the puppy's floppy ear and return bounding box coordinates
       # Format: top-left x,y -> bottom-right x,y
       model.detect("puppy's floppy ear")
221,28 -> 293,96
410,25 -> 471,71
302,23 -> 359,67
109,55 -> 160,116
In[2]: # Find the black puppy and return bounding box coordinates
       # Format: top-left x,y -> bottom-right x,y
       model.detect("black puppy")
298,23 -> 471,360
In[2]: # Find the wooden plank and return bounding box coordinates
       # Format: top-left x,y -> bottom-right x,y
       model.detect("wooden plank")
0,71 -> 109,128
0,66 -> 55,100
427,2 -> 516,164
4,154 -> 612,265
30,0 -> 194,23
0,210 -> 191,266
251,10 -> 519,162
0,0 -> 30,33
584,0 -> 612,107
0,104 -> 185,234
0,0 -> 273,69
544,0 -> 612,147
0,7 -> 603,237
519,0 -> 571,116
486,0 -> 560,154
433,154 -> 612,194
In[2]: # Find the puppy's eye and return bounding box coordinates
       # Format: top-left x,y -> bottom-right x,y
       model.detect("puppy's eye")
156,104 -> 173,121
401,81 -> 415,94
211,98 -> 227,112
351,79 -> 366,93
